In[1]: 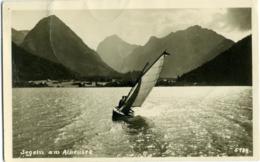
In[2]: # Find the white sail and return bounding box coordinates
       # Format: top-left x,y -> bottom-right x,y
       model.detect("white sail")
131,56 -> 164,107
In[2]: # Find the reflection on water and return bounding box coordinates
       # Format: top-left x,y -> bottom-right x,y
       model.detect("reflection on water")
13,87 -> 252,157
124,116 -> 168,157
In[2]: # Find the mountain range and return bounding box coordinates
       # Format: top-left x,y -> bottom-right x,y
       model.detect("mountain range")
12,29 -> 29,45
12,42 -> 78,83
12,14 -> 252,86
122,25 -> 234,78
177,35 -> 252,85
97,35 -> 139,72
21,15 -> 119,77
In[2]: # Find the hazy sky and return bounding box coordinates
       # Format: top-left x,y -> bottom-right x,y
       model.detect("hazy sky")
12,8 -> 251,50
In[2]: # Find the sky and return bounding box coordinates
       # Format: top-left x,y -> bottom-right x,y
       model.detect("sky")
12,8 -> 251,50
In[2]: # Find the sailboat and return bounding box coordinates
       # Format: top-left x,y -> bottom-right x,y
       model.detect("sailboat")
112,50 -> 170,121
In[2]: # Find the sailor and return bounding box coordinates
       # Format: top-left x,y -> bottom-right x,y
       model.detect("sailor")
118,96 -> 127,108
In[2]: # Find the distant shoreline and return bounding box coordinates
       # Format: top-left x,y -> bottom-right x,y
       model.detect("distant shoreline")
12,79 -> 251,88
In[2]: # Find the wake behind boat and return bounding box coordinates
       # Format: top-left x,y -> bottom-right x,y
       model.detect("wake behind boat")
112,50 -> 171,121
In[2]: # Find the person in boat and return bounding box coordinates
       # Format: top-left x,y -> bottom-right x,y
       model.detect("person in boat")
117,96 -> 127,109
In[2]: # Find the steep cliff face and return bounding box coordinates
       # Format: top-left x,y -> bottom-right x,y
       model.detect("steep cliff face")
12,42 -> 78,82
21,15 -> 119,77
177,35 -> 252,85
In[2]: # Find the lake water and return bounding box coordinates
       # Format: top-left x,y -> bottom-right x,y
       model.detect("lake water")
13,87 -> 252,157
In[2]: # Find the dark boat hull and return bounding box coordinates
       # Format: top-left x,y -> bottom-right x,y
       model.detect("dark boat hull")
112,108 -> 134,122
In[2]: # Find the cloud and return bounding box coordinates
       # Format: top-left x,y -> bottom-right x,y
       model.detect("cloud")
225,8 -> 251,31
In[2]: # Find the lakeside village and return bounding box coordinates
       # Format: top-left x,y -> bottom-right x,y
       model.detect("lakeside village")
13,78 -> 178,87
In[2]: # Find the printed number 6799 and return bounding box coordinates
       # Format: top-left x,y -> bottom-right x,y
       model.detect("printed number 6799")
234,148 -> 249,154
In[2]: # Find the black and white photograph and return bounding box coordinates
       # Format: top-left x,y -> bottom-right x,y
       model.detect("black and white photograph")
2,0 -> 259,160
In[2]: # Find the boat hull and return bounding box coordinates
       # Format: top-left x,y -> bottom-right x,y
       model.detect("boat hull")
112,108 -> 134,122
